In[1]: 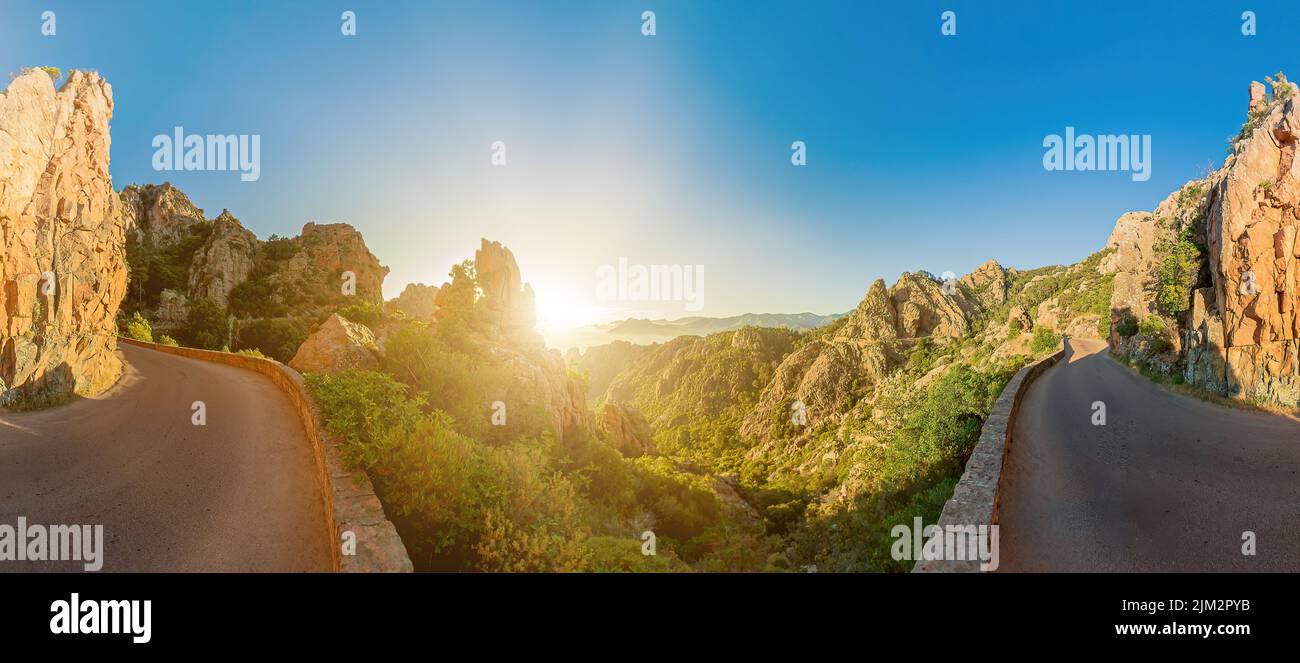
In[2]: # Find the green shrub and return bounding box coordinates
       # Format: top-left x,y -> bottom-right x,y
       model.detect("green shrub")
24,66 -> 61,82
121,312 -> 153,342
1138,315 -> 1166,336
122,223 -> 212,314
1029,327 -> 1062,354
1116,313 -> 1139,338
157,334 -> 179,347
184,298 -> 227,350
233,318 -> 308,363
337,302 -> 384,330
1139,316 -> 1171,354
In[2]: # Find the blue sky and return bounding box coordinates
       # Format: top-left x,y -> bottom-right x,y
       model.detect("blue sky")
3,0 -> 1298,325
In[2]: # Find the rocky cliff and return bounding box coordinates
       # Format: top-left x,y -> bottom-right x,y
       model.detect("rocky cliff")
1104,75 -> 1300,406
0,70 -> 127,403
738,267 -> 997,445
386,282 -> 439,321
187,210 -> 257,308
120,182 -> 206,247
118,181 -> 389,353
1191,76 -> 1300,403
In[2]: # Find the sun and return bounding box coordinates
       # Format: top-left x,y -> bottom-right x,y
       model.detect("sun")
534,290 -> 594,329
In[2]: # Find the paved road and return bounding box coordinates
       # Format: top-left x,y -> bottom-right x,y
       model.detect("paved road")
0,343 -> 332,572
998,337 -> 1300,571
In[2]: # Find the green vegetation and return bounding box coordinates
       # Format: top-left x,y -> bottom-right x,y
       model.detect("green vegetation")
1139,315 -> 1172,354
1116,311 -> 1139,338
227,235 -> 297,319
1266,73 -> 1292,101
185,298 -> 227,350
23,66 -> 61,82
1155,225 -> 1204,316
337,302 -> 384,331
603,327 -> 797,475
120,312 -> 153,343
123,223 -> 213,314
157,334 -> 179,347
1239,106 -> 1270,141
1029,326 -> 1062,354
232,318 -> 308,363
307,261 -> 774,571
987,248 -> 1114,338
307,368 -> 759,571
792,359 -> 1023,571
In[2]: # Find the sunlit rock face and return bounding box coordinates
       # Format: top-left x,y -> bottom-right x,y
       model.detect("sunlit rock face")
1187,76 -> 1300,404
0,70 -> 128,403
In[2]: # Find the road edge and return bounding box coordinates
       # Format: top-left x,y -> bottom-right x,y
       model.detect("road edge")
912,346 -> 1066,572
118,338 -> 413,573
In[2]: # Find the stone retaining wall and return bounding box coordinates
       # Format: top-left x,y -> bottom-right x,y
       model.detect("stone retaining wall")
912,348 -> 1065,572
119,338 -> 412,572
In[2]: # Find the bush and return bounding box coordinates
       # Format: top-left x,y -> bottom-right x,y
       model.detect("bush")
157,334 -> 179,347
1156,233 -> 1202,315
121,312 -> 153,342
305,369 -> 600,571
184,298 -> 227,350
337,302 -> 384,330
1029,327 -> 1062,354
1116,313 -> 1139,338
1139,316 -> 1171,354
233,318 -> 308,363
24,66 -> 61,82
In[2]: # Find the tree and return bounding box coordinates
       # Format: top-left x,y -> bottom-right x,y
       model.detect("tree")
186,298 -> 227,350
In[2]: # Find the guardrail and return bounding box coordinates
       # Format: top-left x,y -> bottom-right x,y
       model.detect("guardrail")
912,346 -> 1066,572
118,338 -> 413,572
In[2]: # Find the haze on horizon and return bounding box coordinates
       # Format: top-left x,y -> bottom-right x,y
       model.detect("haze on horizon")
5,0 -> 1298,329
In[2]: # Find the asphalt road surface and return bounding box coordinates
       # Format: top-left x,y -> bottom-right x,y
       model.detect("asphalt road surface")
999,337 -> 1300,571
0,343 -> 332,572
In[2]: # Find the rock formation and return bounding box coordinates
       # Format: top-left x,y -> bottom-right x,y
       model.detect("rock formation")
119,182 -> 206,247
188,210 -> 258,308
289,313 -> 380,374
153,289 -> 190,331
0,70 -> 127,402
116,188 -> 390,358
566,340 -> 651,400
387,282 -> 439,321
1135,75 -> 1300,404
739,267 -> 990,442
596,401 -> 656,456
267,222 -> 388,309
473,239 -> 536,331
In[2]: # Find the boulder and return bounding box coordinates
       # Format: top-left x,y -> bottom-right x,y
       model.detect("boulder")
153,289 -> 190,331
289,314 -> 379,374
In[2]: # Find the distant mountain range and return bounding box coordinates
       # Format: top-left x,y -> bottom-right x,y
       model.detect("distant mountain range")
543,311 -> 847,352
607,312 -> 847,336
